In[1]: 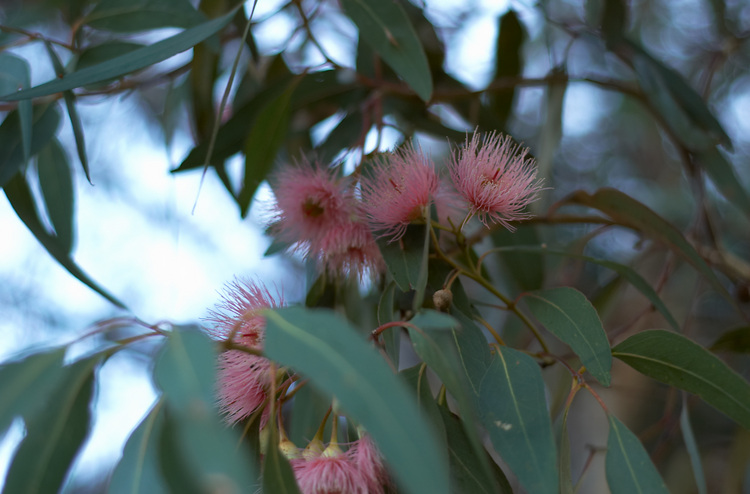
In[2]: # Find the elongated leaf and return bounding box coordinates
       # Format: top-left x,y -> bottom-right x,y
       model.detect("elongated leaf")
0,53 -> 31,162
523,287 -> 612,386
36,139 -> 75,253
262,421 -> 302,494
4,172 -> 126,308
478,346 -> 558,494
376,223 -> 429,295
488,10 -> 524,129
317,111 -> 364,163
613,329 -> 750,428
85,0 -> 205,32
4,356 -> 99,494
491,225 -> 544,291
695,148 -> 750,221
564,188 -> 730,300
605,414 -> 669,494
109,399 -> 168,494
378,281 -> 400,366
680,393 -> 708,494
0,104 -> 60,190
75,42 -> 145,71
0,348 -> 66,434
154,327 -> 258,492
238,77 -> 300,216
263,307 -> 449,494
710,326 -> 750,353
536,68 -> 566,202
44,41 -> 91,182
341,0 -> 432,101
0,8 -> 238,101
559,401 -> 575,494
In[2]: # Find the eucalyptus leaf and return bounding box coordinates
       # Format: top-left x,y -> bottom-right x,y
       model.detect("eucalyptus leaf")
85,0 -> 205,32
36,139 -> 75,254
0,53 -> 31,162
605,414 -> 669,494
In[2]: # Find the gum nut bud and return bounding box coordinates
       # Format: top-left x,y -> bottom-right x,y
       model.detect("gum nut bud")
433,289 -> 453,312
279,439 -> 301,460
303,437 -> 325,460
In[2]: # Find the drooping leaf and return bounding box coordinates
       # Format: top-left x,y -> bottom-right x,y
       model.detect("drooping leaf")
710,326 -> 750,353
563,188 -> 731,301
75,42 -> 145,71
523,287 -> 612,386
536,69 -> 566,202
0,347 -> 66,434
490,225 -> 544,291
340,0 -> 432,101
0,53 -> 31,163
488,9 -> 524,129
680,393 -> 708,494
605,414 -> 670,494
3,355 -> 100,494
238,77 -> 300,217
0,104 -> 61,190
376,222 -> 430,299
43,41 -> 90,182
36,139 -> 75,254
613,329 -> 750,428
263,307 -> 449,494
109,399 -> 169,494
84,0 -> 205,32
153,327 -> 258,492
0,8 -> 238,101
695,148 -> 750,221
478,346 -> 558,494
4,172 -> 126,308
262,412 -> 302,494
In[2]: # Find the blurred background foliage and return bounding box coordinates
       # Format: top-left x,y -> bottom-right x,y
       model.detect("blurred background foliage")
1,0 -> 750,492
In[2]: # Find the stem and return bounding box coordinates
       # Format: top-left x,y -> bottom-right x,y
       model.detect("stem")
475,316 -> 506,346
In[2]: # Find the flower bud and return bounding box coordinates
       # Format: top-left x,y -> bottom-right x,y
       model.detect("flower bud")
279,438 -> 301,460
433,289 -> 453,312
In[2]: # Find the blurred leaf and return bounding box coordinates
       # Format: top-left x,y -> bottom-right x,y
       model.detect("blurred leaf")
154,327 -> 258,491
559,402 -> 575,494
289,383 -> 331,446
438,406 -> 512,494
0,104 -> 60,190
613,329 -> 750,428
536,69 -> 566,203
605,414 -> 669,494
75,42 -> 145,70
264,307 -> 449,494
600,0 -> 627,46
409,309 -> 459,331
44,41 -> 90,182
376,223 -> 429,295
189,40 -> 219,142
490,225 -> 544,291
0,347 -> 66,434
341,0 -> 432,101
710,326 -> 750,353
399,364 -> 444,433
378,281 -> 400,367
695,148 -> 750,221
0,8 -> 238,101
109,399 -> 168,494
157,409 -> 204,494
488,10 -> 524,129
37,138 -> 75,254
478,346 -> 558,494
0,53 -> 31,163
262,395 -> 301,494
317,111 -> 363,163
680,393 -> 708,494
238,77 -> 300,217
523,287 -> 612,386
4,172 -> 126,308
84,0 -> 205,32
4,355 -> 100,494
564,188 -> 731,301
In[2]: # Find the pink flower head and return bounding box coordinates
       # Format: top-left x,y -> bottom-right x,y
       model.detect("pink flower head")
318,220 -> 384,279
272,159 -> 353,250
450,132 -> 543,229
348,434 -> 389,494
204,279 -> 282,424
294,444 -> 369,494
360,144 -> 439,241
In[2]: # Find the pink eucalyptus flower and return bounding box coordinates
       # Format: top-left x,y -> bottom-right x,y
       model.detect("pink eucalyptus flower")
204,279 -> 282,424
294,444 -> 369,494
348,434 -> 389,494
318,220 -> 384,279
450,132 -> 543,229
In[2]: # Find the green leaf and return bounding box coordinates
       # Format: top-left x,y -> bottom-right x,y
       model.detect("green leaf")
605,414 -> 669,494
695,148 -> 750,221
409,309 -> 459,331
438,406 -> 512,494
564,188 -> 731,301
4,355 -> 100,494
341,0 -> 432,101
75,42 -> 145,71
376,223 -> 429,295
680,393 -> 708,494
289,383 -> 332,447
84,0 -> 205,32
44,41 -> 91,182
262,425 -> 302,494
536,69 -> 566,201
488,10 -> 524,130
558,401 -> 575,494
0,53 -> 31,163
490,225 -> 544,291
710,326 -> 750,353
0,104 -> 61,190
377,281 -> 400,367
238,77 -> 300,217
36,139 -> 75,254
478,346 -> 558,494
154,327 -> 258,491
109,399 -> 168,494
263,307 -> 449,494
4,172 -> 126,308
0,348 -> 66,434
317,111 -> 364,163
600,0 -> 627,46
0,8 -> 238,101
613,329 -> 750,428
523,287 -> 612,386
